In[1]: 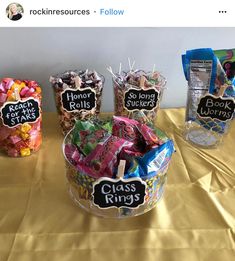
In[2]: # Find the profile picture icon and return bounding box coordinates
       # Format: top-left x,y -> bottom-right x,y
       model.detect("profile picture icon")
6,3 -> 23,21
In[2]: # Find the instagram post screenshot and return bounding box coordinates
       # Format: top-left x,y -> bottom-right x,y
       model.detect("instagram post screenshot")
0,0 -> 234,261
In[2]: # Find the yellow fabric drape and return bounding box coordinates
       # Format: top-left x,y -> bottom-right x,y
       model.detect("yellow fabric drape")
0,109 -> 234,261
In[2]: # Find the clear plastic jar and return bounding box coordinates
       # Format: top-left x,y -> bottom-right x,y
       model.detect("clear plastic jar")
62,130 -> 172,218
113,72 -> 166,124
184,88 -> 232,148
0,78 -> 42,157
50,70 -> 104,135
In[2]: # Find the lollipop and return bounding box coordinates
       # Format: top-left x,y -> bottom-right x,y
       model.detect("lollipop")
108,60 -> 166,124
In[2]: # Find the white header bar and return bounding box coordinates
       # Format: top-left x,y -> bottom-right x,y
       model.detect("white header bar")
0,0 -> 234,27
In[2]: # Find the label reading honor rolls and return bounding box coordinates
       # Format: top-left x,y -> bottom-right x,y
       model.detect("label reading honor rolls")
0,98 -> 40,128
124,87 -> 159,111
197,94 -> 235,122
92,177 -> 146,209
61,88 -> 96,112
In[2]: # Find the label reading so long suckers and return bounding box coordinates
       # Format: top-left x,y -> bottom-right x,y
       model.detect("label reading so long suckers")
0,98 -> 40,128
61,87 -> 96,112
92,177 -> 146,209
124,87 -> 159,112
197,94 -> 235,122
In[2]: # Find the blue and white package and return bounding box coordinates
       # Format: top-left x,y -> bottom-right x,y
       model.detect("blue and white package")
124,139 -> 175,179
182,48 -> 233,133
182,48 -> 218,94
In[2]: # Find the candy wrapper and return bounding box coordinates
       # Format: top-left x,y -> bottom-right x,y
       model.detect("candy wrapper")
214,49 -> 235,97
71,120 -> 110,156
214,49 -> 235,80
112,116 -> 145,152
182,48 -> 227,96
0,78 -> 42,157
50,70 -> 104,135
126,139 -> 175,179
65,116 -> 174,179
63,116 -> 175,217
182,48 -> 235,147
111,67 -> 166,124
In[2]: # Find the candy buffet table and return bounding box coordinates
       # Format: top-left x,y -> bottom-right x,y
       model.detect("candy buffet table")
0,109 -> 235,261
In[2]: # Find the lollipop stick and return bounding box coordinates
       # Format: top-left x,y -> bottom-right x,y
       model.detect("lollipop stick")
131,61 -> 135,71
107,66 -> 118,79
152,64 -> 156,76
119,63 -> 122,75
128,57 -> 132,71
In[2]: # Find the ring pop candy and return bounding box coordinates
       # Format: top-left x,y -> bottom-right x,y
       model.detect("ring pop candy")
0,78 -> 42,157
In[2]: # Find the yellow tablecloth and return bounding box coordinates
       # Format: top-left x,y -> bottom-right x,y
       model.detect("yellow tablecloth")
0,109 -> 235,261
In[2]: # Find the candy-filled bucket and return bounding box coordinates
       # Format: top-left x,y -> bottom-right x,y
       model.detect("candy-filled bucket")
50,70 -> 104,135
112,70 -> 166,124
62,117 -> 175,218
0,78 -> 42,157
182,48 -> 235,148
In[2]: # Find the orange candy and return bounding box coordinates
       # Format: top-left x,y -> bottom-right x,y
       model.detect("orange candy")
20,148 -> 31,157
35,87 -> 41,93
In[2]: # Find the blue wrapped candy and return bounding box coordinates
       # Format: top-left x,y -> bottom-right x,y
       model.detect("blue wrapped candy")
124,139 -> 175,179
